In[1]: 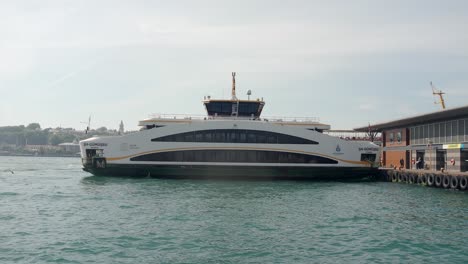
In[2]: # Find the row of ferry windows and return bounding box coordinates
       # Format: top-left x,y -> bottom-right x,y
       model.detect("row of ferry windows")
151,129 -> 318,144
130,150 -> 337,164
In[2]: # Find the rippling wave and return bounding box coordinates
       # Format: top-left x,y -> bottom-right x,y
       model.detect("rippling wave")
0,156 -> 467,263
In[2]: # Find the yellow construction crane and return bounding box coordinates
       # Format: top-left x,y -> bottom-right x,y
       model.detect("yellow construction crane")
431,81 -> 446,110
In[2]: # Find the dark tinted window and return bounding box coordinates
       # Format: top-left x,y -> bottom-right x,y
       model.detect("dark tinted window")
131,150 -> 337,164
361,154 -> 376,162
152,129 -> 318,144
204,101 -> 262,117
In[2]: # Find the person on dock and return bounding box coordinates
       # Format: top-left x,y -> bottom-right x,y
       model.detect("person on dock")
416,157 -> 422,169
399,158 -> 404,170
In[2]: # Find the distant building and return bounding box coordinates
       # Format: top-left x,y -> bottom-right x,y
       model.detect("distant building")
58,142 -> 80,153
119,120 -> 124,135
24,145 -> 60,152
355,105 -> 468,172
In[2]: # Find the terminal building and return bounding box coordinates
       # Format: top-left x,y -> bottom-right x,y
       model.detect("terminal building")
355,105 -> 468,173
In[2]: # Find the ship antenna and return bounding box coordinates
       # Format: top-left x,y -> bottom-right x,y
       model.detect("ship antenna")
81,115 -> 92,134
431,81 -> 446,110
86,115 -> 91,134
231,72 -> 238,100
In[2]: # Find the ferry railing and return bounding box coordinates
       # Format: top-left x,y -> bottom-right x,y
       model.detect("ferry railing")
146,114 -> 321,123
263,116 -> 320,123
324,130 -> 382,142
148,114 -> 206,120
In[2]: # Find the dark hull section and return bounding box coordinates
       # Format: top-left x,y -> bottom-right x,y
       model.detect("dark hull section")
83,163 -> 378,180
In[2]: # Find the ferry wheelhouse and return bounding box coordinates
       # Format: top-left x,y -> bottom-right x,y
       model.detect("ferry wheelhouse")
80,73 -> 380,179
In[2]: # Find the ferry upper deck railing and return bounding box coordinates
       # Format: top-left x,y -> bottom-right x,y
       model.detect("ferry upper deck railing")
324,130 -> 382,142
144,113 -> 321,123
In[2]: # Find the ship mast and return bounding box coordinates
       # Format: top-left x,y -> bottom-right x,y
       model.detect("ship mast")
431,82 -> 446,110
231,72 -> 238,100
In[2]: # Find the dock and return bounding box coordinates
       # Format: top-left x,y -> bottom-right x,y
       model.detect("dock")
354,104 -> 468,190
375,168 -> 468,191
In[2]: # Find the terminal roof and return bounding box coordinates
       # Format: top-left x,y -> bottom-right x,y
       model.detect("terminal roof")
354,104 -> 468,132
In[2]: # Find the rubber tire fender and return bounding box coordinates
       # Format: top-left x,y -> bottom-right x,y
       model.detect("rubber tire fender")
435,174 -> 443,187
379,170 -> 387,181
427,174 -> 435,187
392,171 -> 399,182
398,172 -> 404,182
450,176 -> 459,189
442,175 -> 451,189
386,172 -> 392,182
386,170 -> 393,182
402,173 -> 409,183
420,174 -> 428,185
459,176 -> 468,190
409,174 -> 416,184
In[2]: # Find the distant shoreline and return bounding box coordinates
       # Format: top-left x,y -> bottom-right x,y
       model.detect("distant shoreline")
0,153 -> 80,158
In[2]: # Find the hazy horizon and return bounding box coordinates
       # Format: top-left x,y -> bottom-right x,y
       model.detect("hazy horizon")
1,0 -> 468,131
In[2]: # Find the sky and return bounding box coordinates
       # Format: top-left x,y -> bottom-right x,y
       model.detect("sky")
1,0 -> 468,131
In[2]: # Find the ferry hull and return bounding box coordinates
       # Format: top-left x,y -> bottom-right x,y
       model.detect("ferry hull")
83,164 -> 378,180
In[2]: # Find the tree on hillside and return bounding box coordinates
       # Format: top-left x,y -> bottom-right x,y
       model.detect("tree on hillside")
0,125 -> 25,133
24,130 -> 49,145
27,123 -> 41,130
49,133 -> 76,145
96,127 -> 108,134
0,126 -> 27,145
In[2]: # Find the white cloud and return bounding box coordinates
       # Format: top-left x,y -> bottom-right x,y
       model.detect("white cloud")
358,104 -> 375,111
1,1 -> 468,129
0,47 -> 36,76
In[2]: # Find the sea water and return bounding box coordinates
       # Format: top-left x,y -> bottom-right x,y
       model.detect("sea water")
0,156 -> 467,263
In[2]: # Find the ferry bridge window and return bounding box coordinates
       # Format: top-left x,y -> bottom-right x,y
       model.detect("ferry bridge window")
151,129 -> 319,144
130,150 -> 337,164
205,102 -> 261,116
205,102 -> 233,115
205,102 -> 262,117
238,102 -> 260,115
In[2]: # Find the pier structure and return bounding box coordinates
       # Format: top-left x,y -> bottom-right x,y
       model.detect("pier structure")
376,168 -> 468,191
355,104 -> 468,173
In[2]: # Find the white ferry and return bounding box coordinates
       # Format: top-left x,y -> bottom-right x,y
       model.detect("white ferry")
80,73 -> 380,179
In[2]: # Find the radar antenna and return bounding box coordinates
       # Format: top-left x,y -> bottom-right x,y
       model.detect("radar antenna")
431,82 -> 446,110
81,115 -> 92,134
231,72 -> 238,100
